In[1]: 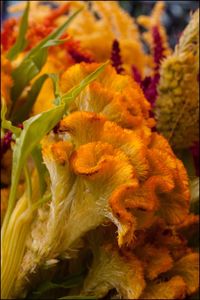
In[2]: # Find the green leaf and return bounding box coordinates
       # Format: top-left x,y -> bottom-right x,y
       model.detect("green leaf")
41,38 -> 69,48
1,99 -> 21,137
11,72 -> 63,123
11,48 -> 48,102
31,146 -> 47,197
33,273 -> 84,295
24,164 -> 32,206
7,2 -> 30,61
1,104 -> 65,235
61,60 -> 109,107
11,74 -> 49,123
11,8 -> 83,101
25,9 -> 82,59
48,73 -> 62,106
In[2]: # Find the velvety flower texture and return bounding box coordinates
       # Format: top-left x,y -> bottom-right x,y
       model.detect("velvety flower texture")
12,63 -> 198,299
155,9 -> 199,149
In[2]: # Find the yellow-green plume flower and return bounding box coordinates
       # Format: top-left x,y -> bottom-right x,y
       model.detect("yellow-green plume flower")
155,9 -> 199,149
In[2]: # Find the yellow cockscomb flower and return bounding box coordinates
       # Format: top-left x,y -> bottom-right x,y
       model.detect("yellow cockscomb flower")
32,53 -> 73,114
14,88 -> 191,298
82,231 -> 145,299
59,63 -> 155,140
155,9 -> 199,149
81,219 -> 199,299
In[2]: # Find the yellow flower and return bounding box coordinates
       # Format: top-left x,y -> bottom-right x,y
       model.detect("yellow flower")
82,219 -> 199,299
82,234 -> 145,299
60,63 -> 155,140
32,53 -> 72,115
56,1 -> 146,75
155,9 -> 199,148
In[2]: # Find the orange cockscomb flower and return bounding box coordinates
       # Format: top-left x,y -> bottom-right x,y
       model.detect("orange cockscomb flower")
4,61 -> 198,299
60,63 -> 155,140
81,218 -> 199,299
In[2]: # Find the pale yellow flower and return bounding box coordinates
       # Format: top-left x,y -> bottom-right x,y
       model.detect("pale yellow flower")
155,9 -> 199,148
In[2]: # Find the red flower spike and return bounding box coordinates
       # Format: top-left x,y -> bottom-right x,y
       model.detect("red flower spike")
152,26 -> 165,71
141,74 -> 160,107
1,124 -> 23,156
132,65 -> 142,84
63,39 -> 95,63
25,3 -> 70,50
1,131 -> 13,155
139,26 -> 165,109
111,39 -> 124,74
1,18 -> 17,51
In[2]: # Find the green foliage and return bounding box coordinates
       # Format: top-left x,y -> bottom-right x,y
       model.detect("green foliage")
30,272 -> 84,298
2,61 -> 108,232
31,146 -> 47,197
11,74 -> 49,123
10,9 -> 82,101
1,99 -> 22,137
7,2 -> 30,61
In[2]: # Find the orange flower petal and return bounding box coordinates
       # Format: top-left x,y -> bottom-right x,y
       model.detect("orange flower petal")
165,253 -> 199,295
140,276 -> 186,299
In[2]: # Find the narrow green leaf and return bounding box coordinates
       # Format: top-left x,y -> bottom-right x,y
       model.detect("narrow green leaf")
25,8 -> 82,59
48,73 -> 62,105
11,9 -> 82,101
1,99 -> 21,137
61,60 -> 109,107
7,2 -> 30,61
31,146 -> 47,197
11,48 -> 48,102
24,164 -> 32,207
33,273 -> 84,295
11,72 -> 63,123
32,193 -> 51,210
11,74 -> 49,123
2,104 -> 65,232
41,38 -> 69,48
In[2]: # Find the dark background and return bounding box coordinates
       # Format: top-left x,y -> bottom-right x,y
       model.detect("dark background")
119,1 -> 199,48
1,1 -> 199,48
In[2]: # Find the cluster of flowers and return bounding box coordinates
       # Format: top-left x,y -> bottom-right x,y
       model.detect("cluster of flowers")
1,1 -> 199,299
